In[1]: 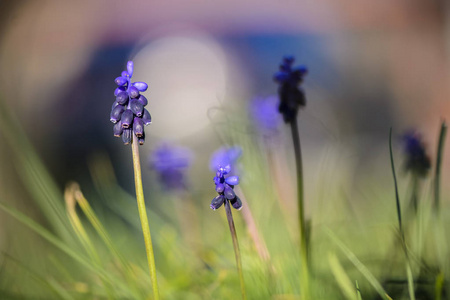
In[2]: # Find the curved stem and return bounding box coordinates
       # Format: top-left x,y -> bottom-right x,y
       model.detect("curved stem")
434,121 -> 447,212
225,200 -> 247,300
290,117 -> 310,298
131,137 -> 160,300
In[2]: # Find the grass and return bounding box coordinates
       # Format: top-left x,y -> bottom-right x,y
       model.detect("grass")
0,98 -> 449,299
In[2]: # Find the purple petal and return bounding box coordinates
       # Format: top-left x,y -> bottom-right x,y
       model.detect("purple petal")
210,195 -> 225,210
230,196 -> 243,210
137,95 -> 148,106
116,91 -> 129,105
138,133 -> 145,145
121,71 -> 129,78
113,121 -> 123,137
133,82 -> 148,92
114,86 -> 126,96
110,105 -> 125,123
122,128 -> 132,145
115,76 -> 128,86
133,117 -> 144,137
215,183 -> 224,193
127,61 -> 134,77
128,86 -> 139,98
142,109 -> 152,125
130,99 -> 144,117
224,185 -> 235,200
225,176 -> 239,186
121,109 -> 134,128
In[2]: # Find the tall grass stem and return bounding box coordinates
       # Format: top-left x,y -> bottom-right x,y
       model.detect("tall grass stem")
434,121 -> 447,211
224,199 -> 247,300
131,137 -> 160,300
389,128 -> 416,300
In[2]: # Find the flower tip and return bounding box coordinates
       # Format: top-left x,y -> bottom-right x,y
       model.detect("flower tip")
127,61 -> 134,76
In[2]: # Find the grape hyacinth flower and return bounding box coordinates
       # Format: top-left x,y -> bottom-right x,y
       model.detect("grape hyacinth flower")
274,55 -> 310,298
149,143 -> 193,191
210,164 -> 242,211
110,61 -> 152,145
209,146 -> 246,299
273,56 -> 308,123
109,61 -> 159,299
401,132 -> 431,177
249,95 -> 282,138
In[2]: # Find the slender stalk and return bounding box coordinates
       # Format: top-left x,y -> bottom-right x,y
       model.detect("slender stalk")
131,137 -> 160,300
290,117 -> 310,298
434,121 -> 447,211
389,128 -> 416,300
224,199 -> 246,300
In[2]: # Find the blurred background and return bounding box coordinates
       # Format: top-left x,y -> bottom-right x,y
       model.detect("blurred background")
0,1 -> 450,298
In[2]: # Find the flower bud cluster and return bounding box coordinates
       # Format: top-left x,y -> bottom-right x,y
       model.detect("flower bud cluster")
402,132 -> 431,177
273,56 -> 308,123
110,61 -> 151,145
210,165 -> 242,211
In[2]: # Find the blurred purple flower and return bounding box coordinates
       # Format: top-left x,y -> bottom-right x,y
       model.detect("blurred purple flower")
149,143 -> 193,191
209,149 -> 242,211
110,61 -> 151,145
273,55 -> 308,123
249,95 -> 282,136
209,146 -> 242,174
401,131 -> 431,177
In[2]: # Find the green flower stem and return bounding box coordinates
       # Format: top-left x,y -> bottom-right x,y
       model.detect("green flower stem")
224,199 -> 247,300
131,137 -> 160,300
434,121 -> 447,211
290,117 -> 310,298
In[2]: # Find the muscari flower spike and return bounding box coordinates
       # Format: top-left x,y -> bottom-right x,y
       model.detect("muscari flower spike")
110,61 -> 152,145
149,143 -> 193,191
209,146 -> 243,211
249,95 -> 282,137
273,55 -> 308,123
402,131 -> 431,177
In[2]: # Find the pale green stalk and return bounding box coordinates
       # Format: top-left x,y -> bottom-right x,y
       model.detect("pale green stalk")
131,137 -> 160,300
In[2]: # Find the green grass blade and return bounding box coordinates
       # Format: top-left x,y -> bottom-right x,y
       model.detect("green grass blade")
326,228 -> 391,300
434,121 -> 447,211
0,201 -> 133,297
328,252 -> 358,300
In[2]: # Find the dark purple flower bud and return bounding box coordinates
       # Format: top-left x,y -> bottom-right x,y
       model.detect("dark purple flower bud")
138,133 -> 145,145
133,82 -> 148,92
121,71 -> 129,78
133,117 -> 144,137
130,99 -> 144,117
142,109 -> 152,125
138,95 -> 148,106
113,121 -> 123,137
121,109 -> 134,128
115,76 -> 128,86
210,195 -> 225,210
230,196 -> 243,210
111,100 -> 119,110
215,183 -> 224,193
114,86 -> 126,96
127,61 -> 134,77
110,105 -> 125,123
274,71 -> 289,82
128,86 -> 140,98
225,176 -> 239,186
283,55 -> 295,65
224,184 -> 235,200
122,128 -> 132,145
116,91 -> 129,105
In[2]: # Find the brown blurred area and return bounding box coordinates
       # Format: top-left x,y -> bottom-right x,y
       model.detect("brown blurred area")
0,0 -> 449,201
